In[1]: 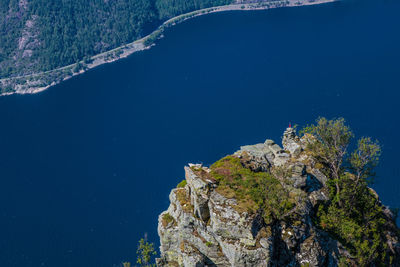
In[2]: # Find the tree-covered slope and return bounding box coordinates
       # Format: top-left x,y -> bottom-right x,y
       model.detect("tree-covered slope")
156,0 -> 233,19
0,0 -> 232,79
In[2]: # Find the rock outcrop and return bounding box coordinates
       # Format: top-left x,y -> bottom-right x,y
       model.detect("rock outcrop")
157,128 -> 400,267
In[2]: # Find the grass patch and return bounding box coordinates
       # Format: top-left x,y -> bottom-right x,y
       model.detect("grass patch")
162,213 -> 175,227
210,156 -> 294,223
177,179 -> 187,188
175,188 -> 194,213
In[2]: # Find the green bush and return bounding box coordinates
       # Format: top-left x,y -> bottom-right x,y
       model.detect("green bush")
177,179 -> 187,188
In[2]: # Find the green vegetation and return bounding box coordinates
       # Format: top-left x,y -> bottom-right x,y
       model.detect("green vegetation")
199,117 -> 398,264
162,213 -> 176,227
177,179 -> 187,188
120,236 -> 157,267
301,118 -> 354,206
302,117 -> 397,266
143,29 -> 164,47
0,0 -> 233,80
156,0 -> 231,20
176,188 -> 194,213
210,155 -> 295,223
0,0 -> 156,78
136,236 -> 157,267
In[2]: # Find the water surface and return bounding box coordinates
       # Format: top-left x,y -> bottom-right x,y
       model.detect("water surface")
0,0 -> 399,266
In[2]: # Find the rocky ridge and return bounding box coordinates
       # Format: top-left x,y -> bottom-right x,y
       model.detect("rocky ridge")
157,127 -> 400,266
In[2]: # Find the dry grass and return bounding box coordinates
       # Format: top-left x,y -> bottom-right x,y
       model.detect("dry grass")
191,166 -> 216,183
180,241 -> 186,253
162,213 -> 175,227
216,183 -> 257,214
175,188 -> 194,213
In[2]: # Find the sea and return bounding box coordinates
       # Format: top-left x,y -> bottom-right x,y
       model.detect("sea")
0,0 -> 399,266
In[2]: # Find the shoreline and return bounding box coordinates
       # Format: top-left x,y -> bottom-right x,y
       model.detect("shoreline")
0,0 -> 337,96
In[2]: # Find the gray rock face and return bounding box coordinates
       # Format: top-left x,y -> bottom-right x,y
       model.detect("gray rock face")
157,128 -> 399,267
289,163 -> 307,189
296,230 -> 345,267
235,139 -> 290,168
282,127 -> 302,156
158,165 -> 346,267
158,167 -> 274,267
186,166 -> 213,222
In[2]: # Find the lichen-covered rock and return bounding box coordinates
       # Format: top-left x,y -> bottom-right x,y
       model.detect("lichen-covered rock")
296,230 -> 343,266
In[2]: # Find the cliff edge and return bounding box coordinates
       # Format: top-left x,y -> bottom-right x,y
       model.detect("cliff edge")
157,126 -> 400,266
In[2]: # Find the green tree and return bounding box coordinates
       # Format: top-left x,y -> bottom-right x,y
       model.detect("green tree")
136,235 -> 157,267
302,117 -> 395,266
349,137 -> 381,185
301,117 -> 353,206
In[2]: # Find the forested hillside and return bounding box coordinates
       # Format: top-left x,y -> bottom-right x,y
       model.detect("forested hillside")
0,0 -> 232,79
156,0 -> 233,19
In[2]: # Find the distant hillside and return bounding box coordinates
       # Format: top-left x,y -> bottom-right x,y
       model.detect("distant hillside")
0,0 -> 335,95
0,0 -> 232,79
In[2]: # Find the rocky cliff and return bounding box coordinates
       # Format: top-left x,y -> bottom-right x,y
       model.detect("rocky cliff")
157,127 -> 400,266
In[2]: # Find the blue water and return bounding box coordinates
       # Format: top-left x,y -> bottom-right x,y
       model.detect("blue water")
1,0 -> 399,266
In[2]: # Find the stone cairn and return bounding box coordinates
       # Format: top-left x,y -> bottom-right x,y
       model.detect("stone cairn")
282,127 -> 302,156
